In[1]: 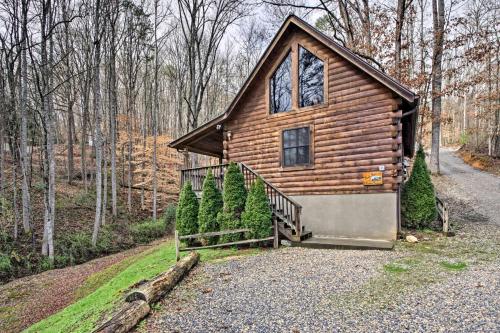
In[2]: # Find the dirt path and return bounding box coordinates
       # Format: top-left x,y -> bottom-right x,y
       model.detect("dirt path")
439,147 -> 500,225
0,241 -> 163,333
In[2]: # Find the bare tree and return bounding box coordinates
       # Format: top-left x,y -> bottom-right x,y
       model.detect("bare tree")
19,0 -> 31,233
178,0 -> 248,131
429,0 -> 445,174
92,0 -> 103,246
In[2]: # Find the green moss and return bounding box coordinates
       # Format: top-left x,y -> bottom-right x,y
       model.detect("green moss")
440,261 -> 467,270
383,262 -> 410,273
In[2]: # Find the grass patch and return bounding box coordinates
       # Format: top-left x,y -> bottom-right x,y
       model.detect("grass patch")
331,229 -> 500,312
25,242 -> 260,333
383,262 -> 410,273
440,260 -> 467,270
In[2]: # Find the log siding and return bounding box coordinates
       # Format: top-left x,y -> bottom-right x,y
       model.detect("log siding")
224,29 -> 403,196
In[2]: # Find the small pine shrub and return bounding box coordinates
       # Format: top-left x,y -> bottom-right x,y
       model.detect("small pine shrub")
176,181 -> 199,237
130,219 -> 167,243
218,162 -> 247,243
163,203 -> 177,233
401,146 -> 438,229
198,169 -> 223,245
242,178 -> 272,239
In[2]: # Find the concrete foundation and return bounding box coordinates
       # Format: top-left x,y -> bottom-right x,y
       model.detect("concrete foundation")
291,193 -> 398,241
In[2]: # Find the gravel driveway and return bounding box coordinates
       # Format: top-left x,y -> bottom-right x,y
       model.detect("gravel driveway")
439,147 -> 500,225
143,149 -> 500,333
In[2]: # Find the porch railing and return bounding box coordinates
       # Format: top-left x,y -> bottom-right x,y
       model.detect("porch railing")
180,164 -> 228,191
180,163 -> 302,237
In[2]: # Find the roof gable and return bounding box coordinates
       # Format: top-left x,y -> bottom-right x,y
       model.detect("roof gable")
170,15 -> 418,151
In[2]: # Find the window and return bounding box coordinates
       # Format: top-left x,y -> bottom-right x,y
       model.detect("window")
299,46 -> 324,107
282,127 -> 310,167
270,51 -> 292,114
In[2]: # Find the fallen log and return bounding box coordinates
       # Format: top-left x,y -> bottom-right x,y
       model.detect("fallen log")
125,251 -> 200,303
93,300 -> 150,333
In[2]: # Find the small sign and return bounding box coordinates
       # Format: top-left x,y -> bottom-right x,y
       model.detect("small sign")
378,165 -> 385,171
363,171 -> 383,185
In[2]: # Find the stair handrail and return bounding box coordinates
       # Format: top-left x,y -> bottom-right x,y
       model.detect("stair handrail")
180,162 -> 303,237
239,162 -> 302,236
239,163 -> 302,208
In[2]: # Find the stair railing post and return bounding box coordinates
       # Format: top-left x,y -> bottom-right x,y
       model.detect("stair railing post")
273,217 -> 279,249
295,206 -> 301,238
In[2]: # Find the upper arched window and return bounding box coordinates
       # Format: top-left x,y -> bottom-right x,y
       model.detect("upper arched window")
268,44 -> 326,115
299,46 -> 324,107
270,51 -> 292,114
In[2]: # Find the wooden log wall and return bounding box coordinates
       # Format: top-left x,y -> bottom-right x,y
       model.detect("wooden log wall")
224,28 -> 404,196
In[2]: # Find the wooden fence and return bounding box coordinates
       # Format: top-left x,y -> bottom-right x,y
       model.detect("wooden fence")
175,220 -> 279,261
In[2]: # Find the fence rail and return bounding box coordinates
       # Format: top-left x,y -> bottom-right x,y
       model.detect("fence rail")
175,223 -> 278,261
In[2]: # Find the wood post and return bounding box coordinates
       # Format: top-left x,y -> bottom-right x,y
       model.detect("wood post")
175,230 -> 180,262
273,218 -> 279,249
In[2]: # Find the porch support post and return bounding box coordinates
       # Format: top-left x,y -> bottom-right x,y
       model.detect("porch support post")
182,149 -> 190,169
222,130 -> 229,163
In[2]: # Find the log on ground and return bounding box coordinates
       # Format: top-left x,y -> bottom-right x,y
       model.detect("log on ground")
125,251 -> 200,304
93,300 -> 150,333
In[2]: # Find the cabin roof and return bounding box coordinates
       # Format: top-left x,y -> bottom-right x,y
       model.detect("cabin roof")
169,15 -> 419,157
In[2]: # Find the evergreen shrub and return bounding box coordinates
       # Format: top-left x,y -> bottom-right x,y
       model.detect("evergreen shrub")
198,169 -> 223,245
401,146 -> 438,228
242,178 -> 272,239
217,162 -> 247,243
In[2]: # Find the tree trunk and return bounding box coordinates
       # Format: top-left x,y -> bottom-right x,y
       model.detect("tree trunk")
102,141 -> 108,226
41,0 -> 55,261
20,0 -> 31,233
81,77 -> 90,192
429,0 -> 444,174
152,0 -> 159,221
92,0 -> 103,246
109,0 -> 118,218
395,0 -> 406,80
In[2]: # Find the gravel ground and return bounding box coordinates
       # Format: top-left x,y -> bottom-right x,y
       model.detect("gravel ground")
145,221 -> 500,333
439,147 -> 500,225
143,151 -> 500,333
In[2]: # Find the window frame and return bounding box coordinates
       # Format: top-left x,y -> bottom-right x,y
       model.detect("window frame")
279,124 -> 315,170
297,44 -> 327,110
269,50 -> 293,114
266,39 -> 329,117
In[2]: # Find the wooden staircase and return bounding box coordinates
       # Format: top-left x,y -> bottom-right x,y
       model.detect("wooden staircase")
181,163 -> 312,243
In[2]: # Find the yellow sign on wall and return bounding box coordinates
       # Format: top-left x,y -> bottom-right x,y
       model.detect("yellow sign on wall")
362,171 -> 383,185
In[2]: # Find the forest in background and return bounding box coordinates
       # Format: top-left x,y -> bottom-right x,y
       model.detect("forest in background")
0,0 -> 498,266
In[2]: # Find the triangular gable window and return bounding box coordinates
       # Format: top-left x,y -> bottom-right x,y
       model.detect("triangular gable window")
299,46 -> 324,107
270,51 -> 292,114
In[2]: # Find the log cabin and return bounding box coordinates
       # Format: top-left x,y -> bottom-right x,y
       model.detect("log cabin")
170,15 -> 419,249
